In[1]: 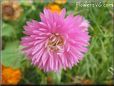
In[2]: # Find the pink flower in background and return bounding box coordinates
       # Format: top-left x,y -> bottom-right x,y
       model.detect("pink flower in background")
21,8 -> 90,72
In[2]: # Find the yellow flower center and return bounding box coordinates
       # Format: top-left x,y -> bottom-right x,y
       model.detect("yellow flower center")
3,5 -> 14,16
47,33 -> 64,52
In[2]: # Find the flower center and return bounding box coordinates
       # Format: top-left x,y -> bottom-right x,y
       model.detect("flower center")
47,33 -> 64,52
3,5 -> 14,16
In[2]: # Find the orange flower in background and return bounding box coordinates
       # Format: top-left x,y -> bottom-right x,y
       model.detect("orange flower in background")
1,65 -> 21,85
54,0 -> 67,4
45,3 -> 61,13
2,0 -> 23,21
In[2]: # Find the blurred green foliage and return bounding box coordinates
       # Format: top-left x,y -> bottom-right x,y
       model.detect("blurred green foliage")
1,0 -> 113,85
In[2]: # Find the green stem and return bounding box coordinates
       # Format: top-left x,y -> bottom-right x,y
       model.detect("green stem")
47,70 -> 62,84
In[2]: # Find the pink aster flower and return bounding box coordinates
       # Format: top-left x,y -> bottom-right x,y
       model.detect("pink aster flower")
21,8 -> 90,72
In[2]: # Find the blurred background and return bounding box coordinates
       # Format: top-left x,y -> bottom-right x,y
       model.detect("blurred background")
1,0 -> 114,85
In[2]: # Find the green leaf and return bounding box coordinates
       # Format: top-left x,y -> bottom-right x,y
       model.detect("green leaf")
2,23 -> 16,38
2,41 -> 24,69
